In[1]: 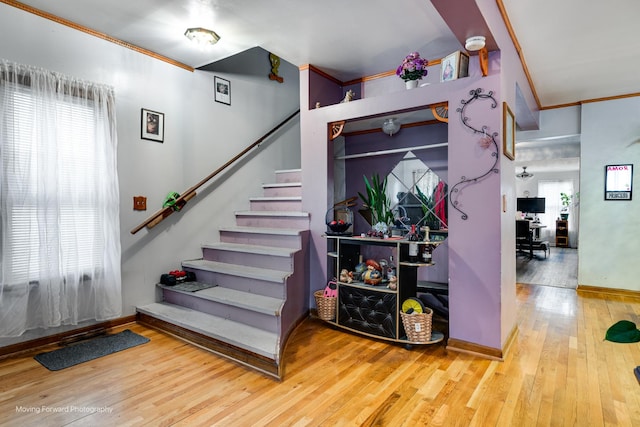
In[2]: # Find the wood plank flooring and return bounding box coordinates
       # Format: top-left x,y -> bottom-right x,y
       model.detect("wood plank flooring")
517,247 -> 578,288
2,283 -> 640,426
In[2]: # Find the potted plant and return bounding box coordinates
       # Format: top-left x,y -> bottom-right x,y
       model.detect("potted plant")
560,192 -> 579,220
358,174 -> 394,236
396,52 -> 428,89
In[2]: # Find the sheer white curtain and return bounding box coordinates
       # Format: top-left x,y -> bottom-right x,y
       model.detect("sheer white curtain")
0,60 -> 121,337
537,180 -> 577,247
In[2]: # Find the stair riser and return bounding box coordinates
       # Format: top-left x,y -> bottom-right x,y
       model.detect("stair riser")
219,231 -> 302,249
161,289 -> 278,333
250,199 -> 302,211
236,215 -> 309,229
184,268 -> 285,299
275,170 -> 301,183
202,248 -> 293,271
263,186 -> 301,197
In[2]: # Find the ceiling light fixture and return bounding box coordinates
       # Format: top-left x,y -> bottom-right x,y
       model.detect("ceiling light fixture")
184,27 -> 220,46
516,166 -> 534,180
465,36 -> 486,52
382,118 -> 401,136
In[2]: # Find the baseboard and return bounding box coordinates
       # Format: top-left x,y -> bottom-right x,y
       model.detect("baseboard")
577,284 -> 640,300
446,325 -> 518,361
0,315 -> 136,359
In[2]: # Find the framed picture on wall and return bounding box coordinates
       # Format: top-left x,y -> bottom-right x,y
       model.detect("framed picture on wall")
215,76 -> 231,105
141,108 -> 164,142
605,164 -> 633,200
440,51 -> 469,82
502,102 -> 515,160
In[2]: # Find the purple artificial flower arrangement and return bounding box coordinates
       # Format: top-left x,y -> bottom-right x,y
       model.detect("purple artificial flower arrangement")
396,52 -> 429,81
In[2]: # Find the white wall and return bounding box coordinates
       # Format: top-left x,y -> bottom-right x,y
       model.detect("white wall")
580,97 -> 640,290
0,4 -> 300,344
516,98 -> 640,290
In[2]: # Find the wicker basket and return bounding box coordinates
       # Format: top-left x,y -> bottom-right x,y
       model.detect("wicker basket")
400,308 -> 433,342
314,290 -> 337,321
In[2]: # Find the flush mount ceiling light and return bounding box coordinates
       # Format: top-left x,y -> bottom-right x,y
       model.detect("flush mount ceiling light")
184,27 -> 220,46
465,36 -> 486,52
382,118 -> 401,136
516,166 -> 534,180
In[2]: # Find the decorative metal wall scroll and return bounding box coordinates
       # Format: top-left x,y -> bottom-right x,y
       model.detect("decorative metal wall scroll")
449,88 -> 500,220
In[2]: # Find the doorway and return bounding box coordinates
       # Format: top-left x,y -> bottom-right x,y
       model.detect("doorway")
514,151 -> 580,289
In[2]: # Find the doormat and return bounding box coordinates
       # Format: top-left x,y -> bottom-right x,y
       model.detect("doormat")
34,329 -> 149,371
162,281 -> 217,292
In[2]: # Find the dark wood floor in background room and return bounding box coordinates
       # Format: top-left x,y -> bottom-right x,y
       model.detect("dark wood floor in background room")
517,247 -> 578,288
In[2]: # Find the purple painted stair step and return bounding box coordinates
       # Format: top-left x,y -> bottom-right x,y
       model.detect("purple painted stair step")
218,226 -> 307,249
249,196 -> 302,211
136,302 -> 278,359
274,168 -> 301,183
202,242 -> 296,271
162,284 -> 283,316
262,182 -> 302,197
234,210 -> 310,229
159,284 -> 282,333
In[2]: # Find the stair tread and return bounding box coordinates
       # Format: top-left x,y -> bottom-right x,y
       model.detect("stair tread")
219,225 -> 307,235
262,182 -> 301,188
249,196 -> 302,201
159,284 -> 283,315
275,168 -> 301,173
136,302 -> 278,358
235,210 -> 309,217
202,242 -> 297,257
182,259 -> 290,283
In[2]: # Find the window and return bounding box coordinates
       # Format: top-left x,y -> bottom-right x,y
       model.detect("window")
4,91 -> 105,283
0,60 -> 121,337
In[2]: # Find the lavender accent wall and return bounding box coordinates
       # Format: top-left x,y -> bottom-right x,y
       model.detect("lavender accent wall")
301,62 -> 509,351
300,0 -> 541,352
308,70 -> 342,110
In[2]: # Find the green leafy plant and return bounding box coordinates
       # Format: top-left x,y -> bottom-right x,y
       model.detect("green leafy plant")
415,186 -> 436,224
357,174 -> 394,227
560,192 -> 579,210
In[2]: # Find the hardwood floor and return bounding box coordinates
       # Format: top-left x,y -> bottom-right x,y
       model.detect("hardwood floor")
517,247 -> 578,288
2,283 -> 640,426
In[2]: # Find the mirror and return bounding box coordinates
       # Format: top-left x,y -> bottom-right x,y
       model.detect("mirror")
386,152 -> 448,233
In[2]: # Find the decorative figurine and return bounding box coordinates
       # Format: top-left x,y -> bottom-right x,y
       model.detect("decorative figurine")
362,259 -> 383,285
340,89 -> 355,103
268,53 -> 284,83
388,275 -> 397,290
339,268 -> 353,284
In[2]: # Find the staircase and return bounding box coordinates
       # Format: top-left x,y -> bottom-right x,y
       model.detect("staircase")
136,169 -> 309,380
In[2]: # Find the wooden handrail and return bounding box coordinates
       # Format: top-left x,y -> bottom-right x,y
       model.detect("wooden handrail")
130,109 -> 301,234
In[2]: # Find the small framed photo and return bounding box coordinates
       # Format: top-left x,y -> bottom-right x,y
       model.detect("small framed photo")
440,51 -> 469,82
215,76 -> 231,105
141,108 -> 164,142
503,102 -> 515,160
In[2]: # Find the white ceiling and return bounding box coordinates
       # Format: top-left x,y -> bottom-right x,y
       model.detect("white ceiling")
502,0 -> 640,107
8,0 -> 640,174
13,0 -> 639,107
